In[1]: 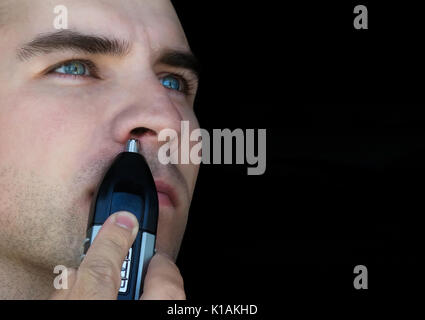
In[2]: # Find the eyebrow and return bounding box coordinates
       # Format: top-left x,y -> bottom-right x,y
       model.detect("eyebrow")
17,30 -> 200,79
157,49 -> 201,79
17,30 -> 130,59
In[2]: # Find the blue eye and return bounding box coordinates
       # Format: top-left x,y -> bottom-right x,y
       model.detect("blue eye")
160,75 -> 182,91
54,61 -> 90,76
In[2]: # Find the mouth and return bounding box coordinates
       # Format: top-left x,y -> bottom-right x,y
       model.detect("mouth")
88,179 -> 179,209
154,180 -> 179,209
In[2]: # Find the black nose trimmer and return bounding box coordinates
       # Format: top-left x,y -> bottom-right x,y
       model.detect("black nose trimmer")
83,139 -> 158,300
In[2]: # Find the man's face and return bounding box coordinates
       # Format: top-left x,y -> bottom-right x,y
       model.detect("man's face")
0,0 -> 199,271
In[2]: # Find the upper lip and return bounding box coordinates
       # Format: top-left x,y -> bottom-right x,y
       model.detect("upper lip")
154,179 -> 179,208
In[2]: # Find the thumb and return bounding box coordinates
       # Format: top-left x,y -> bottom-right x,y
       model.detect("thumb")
70,211 -> 138,299
141,253 -> 186,300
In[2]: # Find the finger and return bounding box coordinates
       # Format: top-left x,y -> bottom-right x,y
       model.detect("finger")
71,211 -> 139,299
140,253 -> 186,300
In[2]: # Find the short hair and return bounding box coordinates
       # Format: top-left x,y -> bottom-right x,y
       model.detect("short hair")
0,1 -> 8,27
0,0 -> 14,28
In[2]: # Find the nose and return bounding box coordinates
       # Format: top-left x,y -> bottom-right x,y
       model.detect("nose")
110,74 -> 183,152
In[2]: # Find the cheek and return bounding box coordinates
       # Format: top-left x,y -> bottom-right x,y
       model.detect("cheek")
178,163 -> 199,197
0,90 -> 89,180
178,111 -> 200,194
0,96 -> 47,170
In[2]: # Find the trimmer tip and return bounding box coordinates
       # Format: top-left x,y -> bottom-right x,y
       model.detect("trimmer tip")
126,139 -> 140,153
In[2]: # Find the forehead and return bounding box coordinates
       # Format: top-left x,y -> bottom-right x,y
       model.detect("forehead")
7,0 -> 189,53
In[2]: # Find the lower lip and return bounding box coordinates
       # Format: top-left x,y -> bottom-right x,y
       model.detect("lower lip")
157,192 -> 173,207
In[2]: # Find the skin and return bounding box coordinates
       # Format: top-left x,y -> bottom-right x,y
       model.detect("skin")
0,0 -> 199,299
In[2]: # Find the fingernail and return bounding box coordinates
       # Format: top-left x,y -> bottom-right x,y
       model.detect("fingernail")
114,211 -> 138,231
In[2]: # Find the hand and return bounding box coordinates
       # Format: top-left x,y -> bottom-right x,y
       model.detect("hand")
50,211 -> 185,300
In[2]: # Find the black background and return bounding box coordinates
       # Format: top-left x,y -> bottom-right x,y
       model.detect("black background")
2,1 -> 423,317
172,0 -> 424,302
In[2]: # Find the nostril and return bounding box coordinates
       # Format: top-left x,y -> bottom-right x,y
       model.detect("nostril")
130,127 -> 156,137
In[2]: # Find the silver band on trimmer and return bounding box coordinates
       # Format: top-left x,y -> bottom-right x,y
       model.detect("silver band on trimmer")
134,232 -> 156,299
125,139 -> 139,153
90,225 -> 102,244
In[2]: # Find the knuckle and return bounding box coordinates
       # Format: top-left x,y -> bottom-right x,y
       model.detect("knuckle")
83,258 -> 120,290
103,233 -> 130,254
